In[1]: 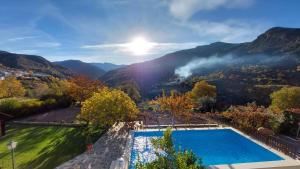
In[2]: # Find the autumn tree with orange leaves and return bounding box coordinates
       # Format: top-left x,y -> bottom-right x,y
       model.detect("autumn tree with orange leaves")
150,90 -> 194,125
66,76 -> 105,104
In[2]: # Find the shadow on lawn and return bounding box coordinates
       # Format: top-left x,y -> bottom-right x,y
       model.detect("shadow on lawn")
15,126 -> 103,169
0,125 -> 54,157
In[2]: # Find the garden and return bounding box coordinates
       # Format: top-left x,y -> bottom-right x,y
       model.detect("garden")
0,124 -> 103,169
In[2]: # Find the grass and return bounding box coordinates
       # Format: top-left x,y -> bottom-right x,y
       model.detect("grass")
0,124 -> 104,169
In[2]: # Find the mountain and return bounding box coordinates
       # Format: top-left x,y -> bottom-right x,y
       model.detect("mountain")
0,51 -> 71,77
91,62 -> 126,72
54,60 -> 105,79
243,27 -> 300,55
101,27 -> 300,106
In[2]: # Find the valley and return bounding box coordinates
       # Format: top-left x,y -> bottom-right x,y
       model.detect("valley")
1,2 -> 300,168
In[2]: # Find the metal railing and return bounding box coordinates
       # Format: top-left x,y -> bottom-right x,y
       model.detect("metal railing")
247,130 -> 299,159
206,114 -> 299,159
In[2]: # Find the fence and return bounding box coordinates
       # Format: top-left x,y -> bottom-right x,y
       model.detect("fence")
246,130 -> 299,159
11,121 -> 85,127
206,113 -> 299,159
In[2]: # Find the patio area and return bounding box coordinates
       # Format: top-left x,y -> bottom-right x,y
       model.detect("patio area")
56,123 -> 129,169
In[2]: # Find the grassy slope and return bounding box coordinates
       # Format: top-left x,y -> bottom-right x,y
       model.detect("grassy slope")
0,124 -> 103,169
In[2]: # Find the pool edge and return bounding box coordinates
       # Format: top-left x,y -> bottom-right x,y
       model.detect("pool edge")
126,127 -> 300,169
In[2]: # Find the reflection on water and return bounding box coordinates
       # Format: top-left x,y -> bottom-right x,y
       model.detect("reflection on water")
130,136 -> 159,167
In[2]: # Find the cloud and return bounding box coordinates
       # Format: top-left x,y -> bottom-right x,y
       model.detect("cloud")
168,0 -> 254,21
35,42 -> 61,48
179,19 -> 268,43
165,0 -> 265,43
72,41 -> 204,64
81,43 -> 127,50
8,36 -> 38,41
81,41 -> 203,55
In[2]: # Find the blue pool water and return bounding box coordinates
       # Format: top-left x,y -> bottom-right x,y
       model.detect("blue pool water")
129,129 -> 283,168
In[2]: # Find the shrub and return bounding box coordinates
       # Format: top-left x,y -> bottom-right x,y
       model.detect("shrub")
279,112 -> 299,137
19,99 -> 43,116
221,103 -> 300,136
270,87 -> 300,113
0,99 -> 22,114
41,94 -> 72,108
0,95 -> 72,118
222,103 -> 273,131
42,98 -> 57,110
0,99 -> 42,117
268,114 -> 284,134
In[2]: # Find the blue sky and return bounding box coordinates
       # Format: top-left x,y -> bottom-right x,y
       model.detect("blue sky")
0,0 -> 300,64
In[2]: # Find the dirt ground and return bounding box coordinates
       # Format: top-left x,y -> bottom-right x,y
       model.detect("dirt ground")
20,107 -> 80,123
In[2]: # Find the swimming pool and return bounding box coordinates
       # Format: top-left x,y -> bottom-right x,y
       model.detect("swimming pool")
129,129 -> 283,168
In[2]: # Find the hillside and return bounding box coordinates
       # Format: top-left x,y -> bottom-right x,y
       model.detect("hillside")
54,60 -> 105,79
101,27 -> 300,106
0,51 -> 71,77
91,62 -> 126,72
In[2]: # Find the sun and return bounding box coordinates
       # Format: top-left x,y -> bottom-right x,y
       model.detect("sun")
127,36 -> 154,55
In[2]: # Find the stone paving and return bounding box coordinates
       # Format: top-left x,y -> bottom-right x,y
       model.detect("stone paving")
56,123 -> 129,169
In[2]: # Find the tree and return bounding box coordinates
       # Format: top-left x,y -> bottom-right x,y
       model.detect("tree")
66,76 -> 105,104
270,87 -> 300,113
28,83 -> 51,98
117,80 -> 141,103
47,77 -> 70,96
150,91 -> 194,125
79,88 -> 139,126
0,76 -> 25,98
136,128 -> 205,169
187,80 -> 216,112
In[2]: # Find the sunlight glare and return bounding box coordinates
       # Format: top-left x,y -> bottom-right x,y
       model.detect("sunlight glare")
127,36 -> 154,55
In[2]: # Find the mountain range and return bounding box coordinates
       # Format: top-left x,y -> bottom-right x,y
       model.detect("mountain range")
91,62 -> 126,72
1,27 -> 299,107
0,52 -> 125,79
54,60 -> 106,79
100,27 -> 300,106
0,51 -> 71,77
54,60 -> 126,79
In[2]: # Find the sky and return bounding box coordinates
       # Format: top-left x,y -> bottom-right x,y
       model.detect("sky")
0,0 -> 300,65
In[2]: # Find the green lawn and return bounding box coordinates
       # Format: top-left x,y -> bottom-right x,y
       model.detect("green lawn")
0,124 -> 103,169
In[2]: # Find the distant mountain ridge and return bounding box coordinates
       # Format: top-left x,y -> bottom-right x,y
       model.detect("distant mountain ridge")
54,60 -> 105,79
0,50 -> 125,79
101,27 -> 300,105
91,62 -> 126,72
0,51 -> 71,77
245,27 -> 300,55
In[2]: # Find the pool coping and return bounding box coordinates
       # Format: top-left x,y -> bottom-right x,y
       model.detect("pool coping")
126,127 -> 300,169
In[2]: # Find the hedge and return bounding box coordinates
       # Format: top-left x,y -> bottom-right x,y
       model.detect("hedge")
0,95 -> 72,118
